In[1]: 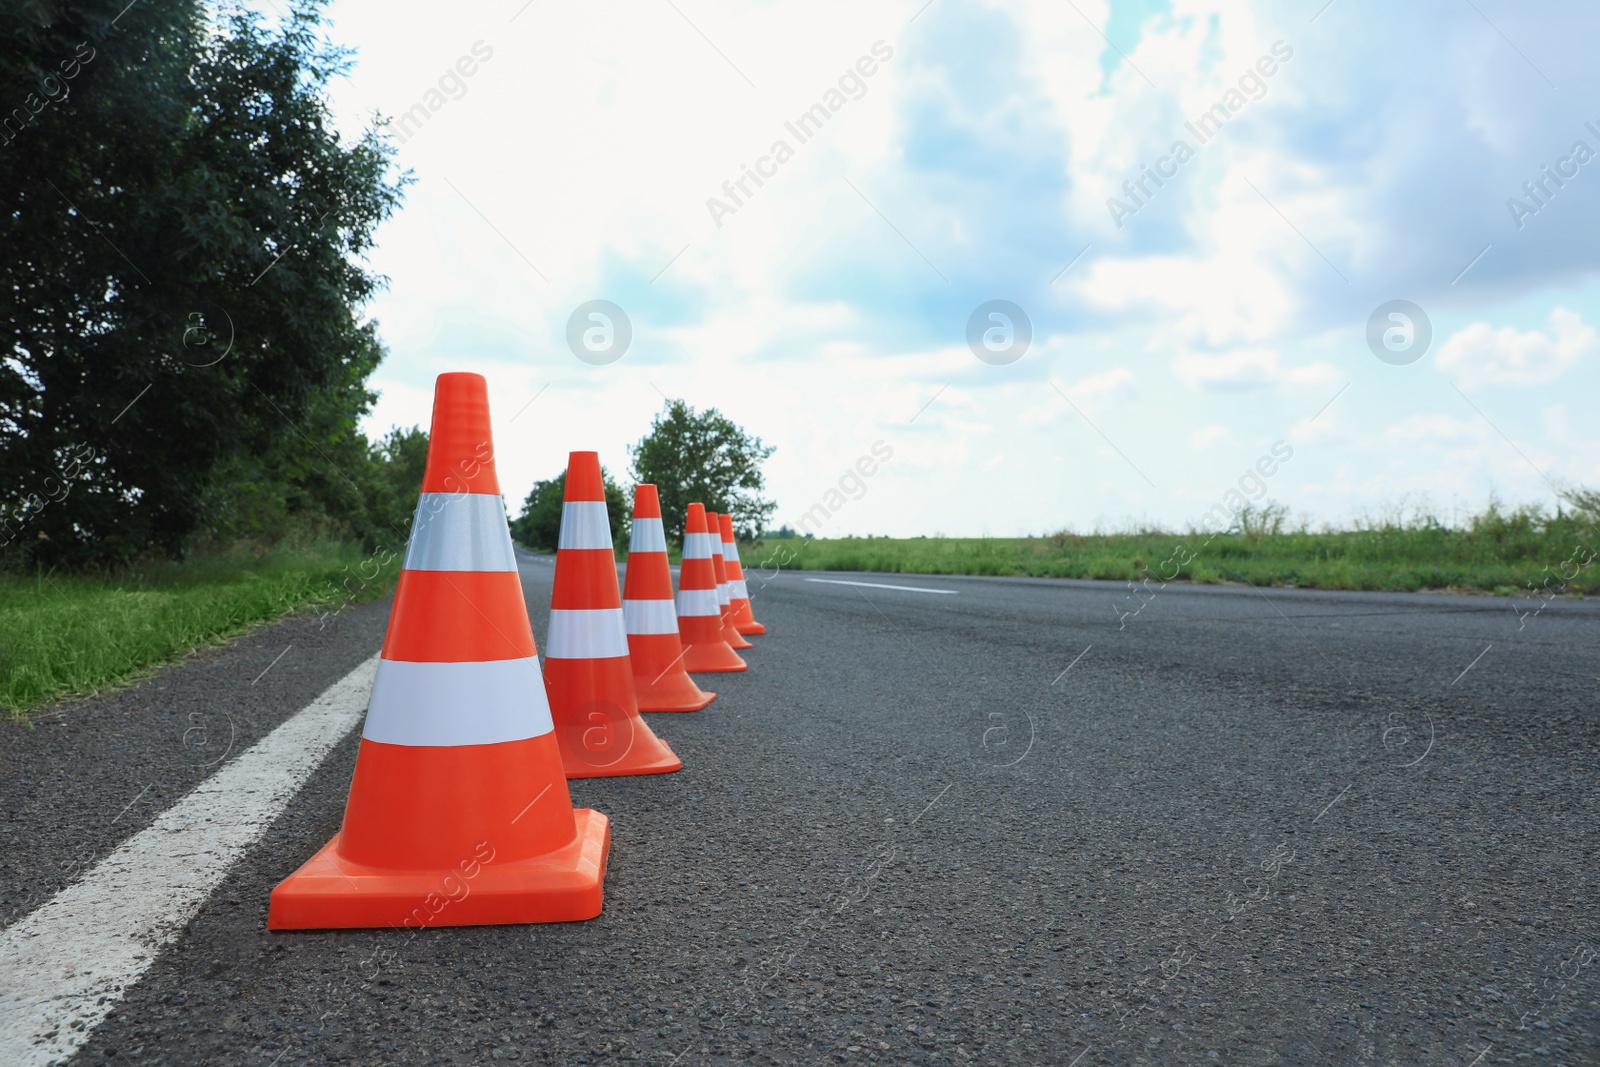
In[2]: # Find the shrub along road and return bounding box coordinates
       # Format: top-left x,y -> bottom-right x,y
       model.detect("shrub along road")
1,554 -> 1596,1065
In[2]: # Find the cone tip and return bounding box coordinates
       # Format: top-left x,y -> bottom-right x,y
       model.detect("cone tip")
633,483 -> 661,518
421,372 -> 498,495
564,451 -> 605,502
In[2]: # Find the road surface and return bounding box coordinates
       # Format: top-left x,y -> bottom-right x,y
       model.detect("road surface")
2,551 -> 1596,1065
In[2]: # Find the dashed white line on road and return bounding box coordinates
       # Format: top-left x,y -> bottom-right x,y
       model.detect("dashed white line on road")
804,579 -> 957,595
0,655 -> 378,1067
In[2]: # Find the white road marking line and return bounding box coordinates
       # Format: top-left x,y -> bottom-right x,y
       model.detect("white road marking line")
0,655 -> 379,1067
803,578 -> 957,595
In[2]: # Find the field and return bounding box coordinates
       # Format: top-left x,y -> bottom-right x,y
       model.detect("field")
0,542 -> 398,716
748,503 -> 1599,598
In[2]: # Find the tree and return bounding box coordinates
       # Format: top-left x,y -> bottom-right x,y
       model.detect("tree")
0,0 -> 406,568
629,399 -> 775,542
213,424 -> 428,552
359,427 -> 431,548
510,467 -> 630,552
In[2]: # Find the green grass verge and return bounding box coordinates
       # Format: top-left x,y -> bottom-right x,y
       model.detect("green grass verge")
744,511 -> 1599,597
1,541 -> 399,717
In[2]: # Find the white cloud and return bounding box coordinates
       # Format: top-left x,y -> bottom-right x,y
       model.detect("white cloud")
1072,235 -> 1300,347
1435,308 -> 1596,388
1058,367 -> 1136,408
1190,423 -> 1233,450
1172,346 -> 1341,391
1380,414 -> 1483,446
1287,405 -> 1344,447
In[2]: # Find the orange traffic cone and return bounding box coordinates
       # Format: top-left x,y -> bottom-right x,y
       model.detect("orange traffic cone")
545,452 -> 682,777
719,511 -> 767,636
268,373 -> 609,930
706,510 -> 753,651
623,484 -> 716,712
678,502 -> 747,673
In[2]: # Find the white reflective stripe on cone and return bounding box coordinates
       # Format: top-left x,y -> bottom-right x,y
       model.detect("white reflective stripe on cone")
404,493 -> 518,572
629,517 -> 667,553
728,579 -> 749,599
677,588 -> 721,617
715,581 -> 730,606
623,599 -> 678,635
683,532 -> 718,559
363,657 -> 552,745
558,501 -> 613,550
546,608 -> 629,659
721,541 -> 737,560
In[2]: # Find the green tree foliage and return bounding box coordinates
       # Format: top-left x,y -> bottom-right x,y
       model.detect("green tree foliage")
1561,486 -> 1600,529
629,399 -> 775,542
0,0 -> 407,569
216,425 -> 428,552
510,468 -> 630,552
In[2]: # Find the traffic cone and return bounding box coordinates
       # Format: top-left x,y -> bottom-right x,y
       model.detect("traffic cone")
268,373 -> 609,930
623,484 -> 716,712
545,452 -> 682,777
678,502 -> 747,673
706,510 -> 753,651
719,511 -> 766,636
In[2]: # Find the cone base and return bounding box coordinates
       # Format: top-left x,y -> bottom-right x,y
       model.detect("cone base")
546,657 -> 684,778
627,633 -> 718,711
556,723 -> 681,780
682,640 -> 747,673
562,736 -> 682,778
729,600 -> 765,635
636,678 -> 717,712
723,625 -> 754,650
267,809 -> 610,930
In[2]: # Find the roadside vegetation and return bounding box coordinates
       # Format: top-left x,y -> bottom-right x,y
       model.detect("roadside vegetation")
748,499 -> 1600,597
2,2 -> 418,715
0,540 -> 400,716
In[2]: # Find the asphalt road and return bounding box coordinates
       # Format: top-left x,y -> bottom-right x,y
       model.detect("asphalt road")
2,554 -> 1597,1066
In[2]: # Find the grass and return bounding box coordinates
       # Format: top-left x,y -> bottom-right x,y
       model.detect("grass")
1,541 -> 399,717
745,503 -> 1600,597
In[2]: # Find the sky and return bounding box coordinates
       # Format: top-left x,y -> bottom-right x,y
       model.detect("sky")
309,0 -> 1600,537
